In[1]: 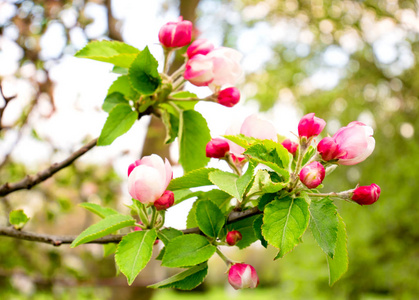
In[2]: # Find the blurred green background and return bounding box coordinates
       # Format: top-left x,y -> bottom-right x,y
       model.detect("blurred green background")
0,0 -> 418,299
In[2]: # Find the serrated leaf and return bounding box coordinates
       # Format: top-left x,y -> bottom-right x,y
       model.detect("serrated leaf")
97,104 -> 138,146
226,214 -> 260,249
108,75 -> 138,100
75,40 -> 140,68
309,197 -> 339,258
157,228 -> 183,245
9,209 -> 30,230
179,110 -> 211,173
302,146 -> 316,166
162,234 -> 216,268
103,243 -> 118,257
173,189 -> 196,204
112,66 -> 128,74
115,229 -> 157,285
327,214 -> 348,286
79,203 -> 119,219
170,91 -> 198,99
71,214 -> 135,247
248,169 -> 288,196
196,200 -> 225,238
168,168 -> 217,191
161,109 -> 179,144
262,197 -> 309,258
257,193 -> 277,211
253,215 -> 267,248
149,263 -> 208,290
102,92 -> 129,113
128,46 -> 161,95
224,134 -> 258,149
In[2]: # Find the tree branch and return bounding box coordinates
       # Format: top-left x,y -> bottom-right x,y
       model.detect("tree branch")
0,138 -> 98,197
0,207 -> 262,246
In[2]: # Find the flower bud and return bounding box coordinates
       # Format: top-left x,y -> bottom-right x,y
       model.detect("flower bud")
207,47 -> 243,89
281,139 -> 299,156
299,161 -> 325,189
351,184 -> 381,205
228,263 -> 259,290
154,190 -> 175,211
184,54 -> 214,86
186,39 -> 214,59
128,155 -> 173,205
217,87 -> 240,107
206,138 -> 230,158
158,17 -> 192,48
226,230 -> 242,246
298,113 -> 326,139
317,122 -> 375,165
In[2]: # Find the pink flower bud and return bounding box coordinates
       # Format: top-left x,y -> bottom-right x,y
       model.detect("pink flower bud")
217,87 -> 240,107
158,17 -> 192,48
317,122 -> 375,165
281,139 -> 299,156
226,230 -> 242,246
299,161 -> 325,189
228,263 -> 259,290
207,47 -> 243,89
206,138 -> 230,158
128,155 -> 173,205
298,113 -> 326,139
352,184 -> 381,205
184,54 -> 214,86
154,190 -> 175,211
186,39 -> 214,59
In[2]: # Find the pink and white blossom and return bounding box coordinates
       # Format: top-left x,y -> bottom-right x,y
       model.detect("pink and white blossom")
186,39 -> 214,58
228,263 -> 259,290
299,161 -> 325,189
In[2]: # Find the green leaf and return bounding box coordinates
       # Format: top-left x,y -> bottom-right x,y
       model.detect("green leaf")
170,91 -> 198,99
103,243 -> 118,257
173,189 -> 195,204
257,193 -> 277,211
161,109 -> 179,144
196,200 -> 225,238
179,110 -> 211,173
262,196 -> 309,258
71,214 -> 135,247
112,66 -> 128,74
157,228 -> 183,245
168,168 -> 217,191
227,215 -> 260,249
327,214 -> 348,286
253,215 -> 268,248
75,40 -> 140,68
79,203 -> 119,219
162,234 -> 216,268
149,263 -> 208,290
302,146 -> 316,166
102,92 -> 129,113
9,209 -> 30,230
108,75 -> 138,100
97,104 -> 138,146
128,46 -> 161,95
309,197 -> 339,258
248,169 -> 288,196
224,134 -> 258,149
115,229 -> 157,285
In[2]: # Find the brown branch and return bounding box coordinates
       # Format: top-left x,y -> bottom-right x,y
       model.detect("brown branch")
0,207 -> 262,246
0,138 -> 98,197
0,83 -> 18,130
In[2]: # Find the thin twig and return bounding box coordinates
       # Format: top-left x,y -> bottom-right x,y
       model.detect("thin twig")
0,138 -> 98,197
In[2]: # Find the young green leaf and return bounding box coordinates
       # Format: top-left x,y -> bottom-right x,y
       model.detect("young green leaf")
179,110 -> 211,173
247,169 -> 288,196
170,91 -> 198,99
309,197 -> 339,258
262,196 -> 309,258
327,214 -> 348,286
115,229 -> 157,285
168,167 -> 217,191
253,215 -> 268,248
102,92 -> 129,113
79,203 -> 119,219
196,200 -> 225,238
9,209 -> 30,230
161,109 -> 179,144
108,75 -> 138,100
149,263 -> 208,290
75,40 -> 140,68
302,146 -> 316,166
226,215 -> 260,249
128,46 -> 161,95
224,134 -> 258,149
97,104 -> 138,146
162,234 -> 216,268
71,214 -> 135,247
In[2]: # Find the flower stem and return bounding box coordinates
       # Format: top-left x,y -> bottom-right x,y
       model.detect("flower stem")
149,206 -> 158,229
216,247 -> 233,267
163,49 -> 173,74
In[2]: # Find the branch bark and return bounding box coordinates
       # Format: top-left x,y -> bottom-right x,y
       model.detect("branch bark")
0,207 -> 261,246
0,138 -> 98,197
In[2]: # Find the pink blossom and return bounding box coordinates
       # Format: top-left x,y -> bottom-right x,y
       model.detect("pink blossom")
217,87 -> 240,107
317,122 -> 375,165
281,139 -> 299,156
158,17 -> 192,48
184,54 -> 214,86
299,161 -> 325,189
298,113 -> 326,139
352,184 -> 381,205
154,190 -> 175,211
206,138 -> 230,158
128,155 -> 173,205
226,230 -> 242,246
228,263 -> 259,290
186,39 -> 214,59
